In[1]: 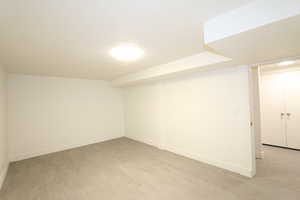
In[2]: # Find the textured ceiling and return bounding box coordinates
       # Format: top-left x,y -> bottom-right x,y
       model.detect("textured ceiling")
0,0 -> 252,80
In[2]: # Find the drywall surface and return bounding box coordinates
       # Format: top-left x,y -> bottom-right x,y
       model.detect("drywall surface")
251,67 -> 263,159
8,74 -> 124,161
204,0 -> 300,43
112,52 -> 231,86
124,83 -> 163,147
124,66 -> 254,177
0,66 -> 8,189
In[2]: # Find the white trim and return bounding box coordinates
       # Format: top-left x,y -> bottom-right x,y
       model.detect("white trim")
126,137 -> 254,178
250,56 -> 300,68
164,145 -> 254,178
261,66 -> 300,75
256,150 -> 265,159
10,136 -> 123,162
0,162 -> 9,190
125,136 -> 159,149
248,66 -> 258,174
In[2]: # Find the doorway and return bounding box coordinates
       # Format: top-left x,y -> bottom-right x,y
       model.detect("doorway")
250,59 -> 300,165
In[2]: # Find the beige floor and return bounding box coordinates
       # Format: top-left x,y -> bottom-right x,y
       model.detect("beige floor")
0,138 -> 300,200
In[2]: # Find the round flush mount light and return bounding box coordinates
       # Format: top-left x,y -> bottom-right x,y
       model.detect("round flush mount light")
109,44 -> 144,61
277,60 -> 296,66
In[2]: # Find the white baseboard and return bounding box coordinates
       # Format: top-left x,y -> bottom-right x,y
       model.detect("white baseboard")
125,136 -> 159,148
165,145 -> 254,178
260,150 -> 264,159
0,162 -> 9,191
127,137 -> 254,178
10,136 -> 254,178
256,150 -> 264,159
10,136 -> 123,162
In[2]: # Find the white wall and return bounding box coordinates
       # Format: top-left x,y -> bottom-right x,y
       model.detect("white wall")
0,66 -> 8,189
250,67 -> 263,159
8,74 -> 124,161
124,66 -> 255,177
112,52 -> 231,86
124,83 -> 163,147
204,0 -> 300,43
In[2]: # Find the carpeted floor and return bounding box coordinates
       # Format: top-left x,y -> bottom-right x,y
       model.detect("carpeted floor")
0,138 -> 300,200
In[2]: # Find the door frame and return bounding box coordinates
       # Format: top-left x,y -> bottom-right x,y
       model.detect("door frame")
249,65 -> 264,160
248,56 -> 300,174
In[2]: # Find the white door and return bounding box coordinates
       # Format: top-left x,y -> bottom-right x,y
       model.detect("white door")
260,73 -> 287,147
285,71 -> 300,149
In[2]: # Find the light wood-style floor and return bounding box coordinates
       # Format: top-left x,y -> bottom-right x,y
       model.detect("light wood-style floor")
1,138 -> 300,200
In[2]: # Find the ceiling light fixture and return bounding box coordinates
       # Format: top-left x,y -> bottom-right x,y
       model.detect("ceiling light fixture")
277,60 -> 296,66
109,44 -> 144,61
